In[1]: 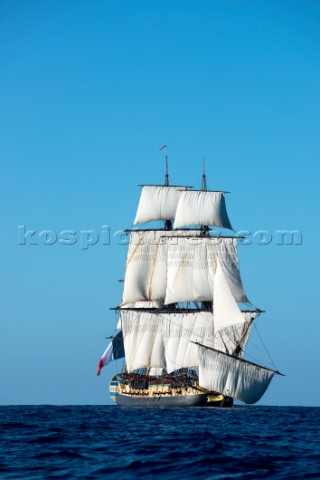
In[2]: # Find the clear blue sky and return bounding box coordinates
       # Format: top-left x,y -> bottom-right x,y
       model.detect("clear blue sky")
1,0 -> 319,405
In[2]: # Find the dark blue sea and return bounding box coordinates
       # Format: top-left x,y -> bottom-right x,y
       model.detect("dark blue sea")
0,406 -> 319,479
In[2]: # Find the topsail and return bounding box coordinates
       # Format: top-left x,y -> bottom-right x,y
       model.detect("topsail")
165,237 -> 215,304
164,236 -> 249,305
121,230 -> 170,305
214,238 -> 249,303
122,229 -> 203,305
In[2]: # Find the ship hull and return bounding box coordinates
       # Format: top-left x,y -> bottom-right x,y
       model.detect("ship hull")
110,376 -> 233,408
116,391 -> 212,407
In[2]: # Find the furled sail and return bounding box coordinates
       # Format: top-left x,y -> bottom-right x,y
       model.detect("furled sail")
198,346 -> 275,404
121,301 -> 163,308
149,367 -> 165,376
120,310 -> 165,373
174,191 -> 233,230
213,257 -> 246,333
134,186 -> 188,225
160,311 -> 215,373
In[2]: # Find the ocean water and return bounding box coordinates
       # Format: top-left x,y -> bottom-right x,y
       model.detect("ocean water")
0,406 -> 319,479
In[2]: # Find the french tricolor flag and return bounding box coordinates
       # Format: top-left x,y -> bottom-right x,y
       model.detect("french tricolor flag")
97,342 -> 113,376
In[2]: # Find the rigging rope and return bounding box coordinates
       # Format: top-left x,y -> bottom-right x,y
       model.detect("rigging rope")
252,323 -> 279,371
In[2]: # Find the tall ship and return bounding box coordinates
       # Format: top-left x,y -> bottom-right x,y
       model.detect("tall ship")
97,151 -> 282,407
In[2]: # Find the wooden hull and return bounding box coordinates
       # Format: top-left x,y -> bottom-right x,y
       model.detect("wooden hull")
117,391 -> 210,407
110,376 -> 233,408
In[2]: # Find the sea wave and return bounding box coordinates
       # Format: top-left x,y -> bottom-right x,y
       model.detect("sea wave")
0,406 -> 319,479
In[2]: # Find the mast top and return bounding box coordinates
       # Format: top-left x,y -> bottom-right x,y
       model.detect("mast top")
200,159 -> 209,234
159,144 -> 169,186
202,159 -> 207,191
165,154 -> 169,186
164,155 -> 172,229
159,144 -> 171,228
